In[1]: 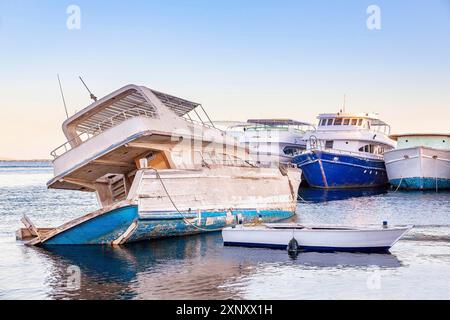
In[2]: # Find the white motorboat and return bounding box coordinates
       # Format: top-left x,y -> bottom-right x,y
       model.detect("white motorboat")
222,223 -> 413,253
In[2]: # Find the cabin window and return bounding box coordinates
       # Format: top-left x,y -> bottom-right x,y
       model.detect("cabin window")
357,119 -> 363,126
320,119 -> 327,126
343,119 -> 350,125
334,118 -> 343,125
325,140 -> 334,149
359,145 -> 369,153
326,119 -> 334,125
359,145 -> 377,153
351,119 -> 357,125
283,146 -> 304,156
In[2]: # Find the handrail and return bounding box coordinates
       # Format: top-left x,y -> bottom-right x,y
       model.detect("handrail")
50,108 -> 154,159
307,147 -> 384,159
50,108 -> 225,160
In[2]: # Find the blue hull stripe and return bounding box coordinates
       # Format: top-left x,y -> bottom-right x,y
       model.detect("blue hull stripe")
224,242 -> 391,253
390,177 -> 450,190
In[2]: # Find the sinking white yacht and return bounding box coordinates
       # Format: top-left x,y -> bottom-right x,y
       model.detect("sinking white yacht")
17,85 -> 301,245
216,119 -> 315,166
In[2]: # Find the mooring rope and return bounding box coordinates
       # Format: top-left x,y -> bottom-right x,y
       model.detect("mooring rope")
434,160 -> 439,193
149,167 -> 227,232
393,176 -> 403,192
297,194 -> 312,204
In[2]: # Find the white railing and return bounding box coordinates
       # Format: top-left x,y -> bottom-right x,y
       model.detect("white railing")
50,108 -> 155,159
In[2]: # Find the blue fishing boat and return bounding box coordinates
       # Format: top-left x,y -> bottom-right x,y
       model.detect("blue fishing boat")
293,112 -> 396,189
16,84 -> 301,246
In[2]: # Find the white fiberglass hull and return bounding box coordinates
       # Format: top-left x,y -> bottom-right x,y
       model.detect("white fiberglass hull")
384,146 -> 450,190
222,224 -> 413,252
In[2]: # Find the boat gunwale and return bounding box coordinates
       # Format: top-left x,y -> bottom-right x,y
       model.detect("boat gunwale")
226,224 -> 414,232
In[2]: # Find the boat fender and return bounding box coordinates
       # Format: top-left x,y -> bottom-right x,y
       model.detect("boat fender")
287,237 -> 299,253
237,213 -> 244,225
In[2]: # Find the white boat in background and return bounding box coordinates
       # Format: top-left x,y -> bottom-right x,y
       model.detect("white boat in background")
222,223 -> 413,253
215,119 -> 315,166
384,133 -> 450,190
17,84 -> 301,246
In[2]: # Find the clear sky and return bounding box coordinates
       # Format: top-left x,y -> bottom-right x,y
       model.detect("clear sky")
0,0 -> 449,159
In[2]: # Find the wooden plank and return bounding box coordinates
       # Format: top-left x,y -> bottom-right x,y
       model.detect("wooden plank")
92,159 -> 134,167
111,220 -> 139,245
21,215 -> 40,237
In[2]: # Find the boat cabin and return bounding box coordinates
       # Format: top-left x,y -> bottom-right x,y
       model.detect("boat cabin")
317,112 -> 391,135
305,112 -> 395,156
390,134 -> 450,150
47,85 -> 250,207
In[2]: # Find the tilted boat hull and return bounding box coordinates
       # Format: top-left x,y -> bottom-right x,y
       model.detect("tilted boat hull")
222,224 -> 413,253
293,150 -> 388,189
384,147 -> 450,190
42,206 -> 293,245
23,166 -> 300,246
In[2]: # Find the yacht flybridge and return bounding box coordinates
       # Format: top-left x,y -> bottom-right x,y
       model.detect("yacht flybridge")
293,112 -> 396,189
17,85 -> 301,245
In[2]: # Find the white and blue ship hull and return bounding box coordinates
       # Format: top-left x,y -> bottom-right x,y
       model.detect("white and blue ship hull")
384,146 -> 450,190
293,150 -> 389,189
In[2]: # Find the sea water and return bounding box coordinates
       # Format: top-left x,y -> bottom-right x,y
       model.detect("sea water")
0,163 -> 449,299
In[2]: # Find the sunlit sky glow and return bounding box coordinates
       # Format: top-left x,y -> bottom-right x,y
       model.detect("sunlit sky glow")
0,0 -> 449,159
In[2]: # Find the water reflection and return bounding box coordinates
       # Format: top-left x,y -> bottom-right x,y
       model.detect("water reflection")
32,232 -> 402,299
298,187 -> 388,203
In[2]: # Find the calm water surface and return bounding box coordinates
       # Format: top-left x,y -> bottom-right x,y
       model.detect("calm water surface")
0,163 -> 449,299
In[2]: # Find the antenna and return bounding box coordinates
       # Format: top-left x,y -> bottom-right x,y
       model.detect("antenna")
343,94 -> 346,113
79,76 -> 98,102
57,74 -> 69,119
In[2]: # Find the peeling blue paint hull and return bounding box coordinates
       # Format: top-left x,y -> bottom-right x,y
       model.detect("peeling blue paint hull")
390,177 -> 450,190
42,206 -> 294,245
293,151 -> 388,189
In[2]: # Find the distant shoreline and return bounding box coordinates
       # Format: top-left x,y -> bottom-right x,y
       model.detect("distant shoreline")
0,159 -> 52,162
